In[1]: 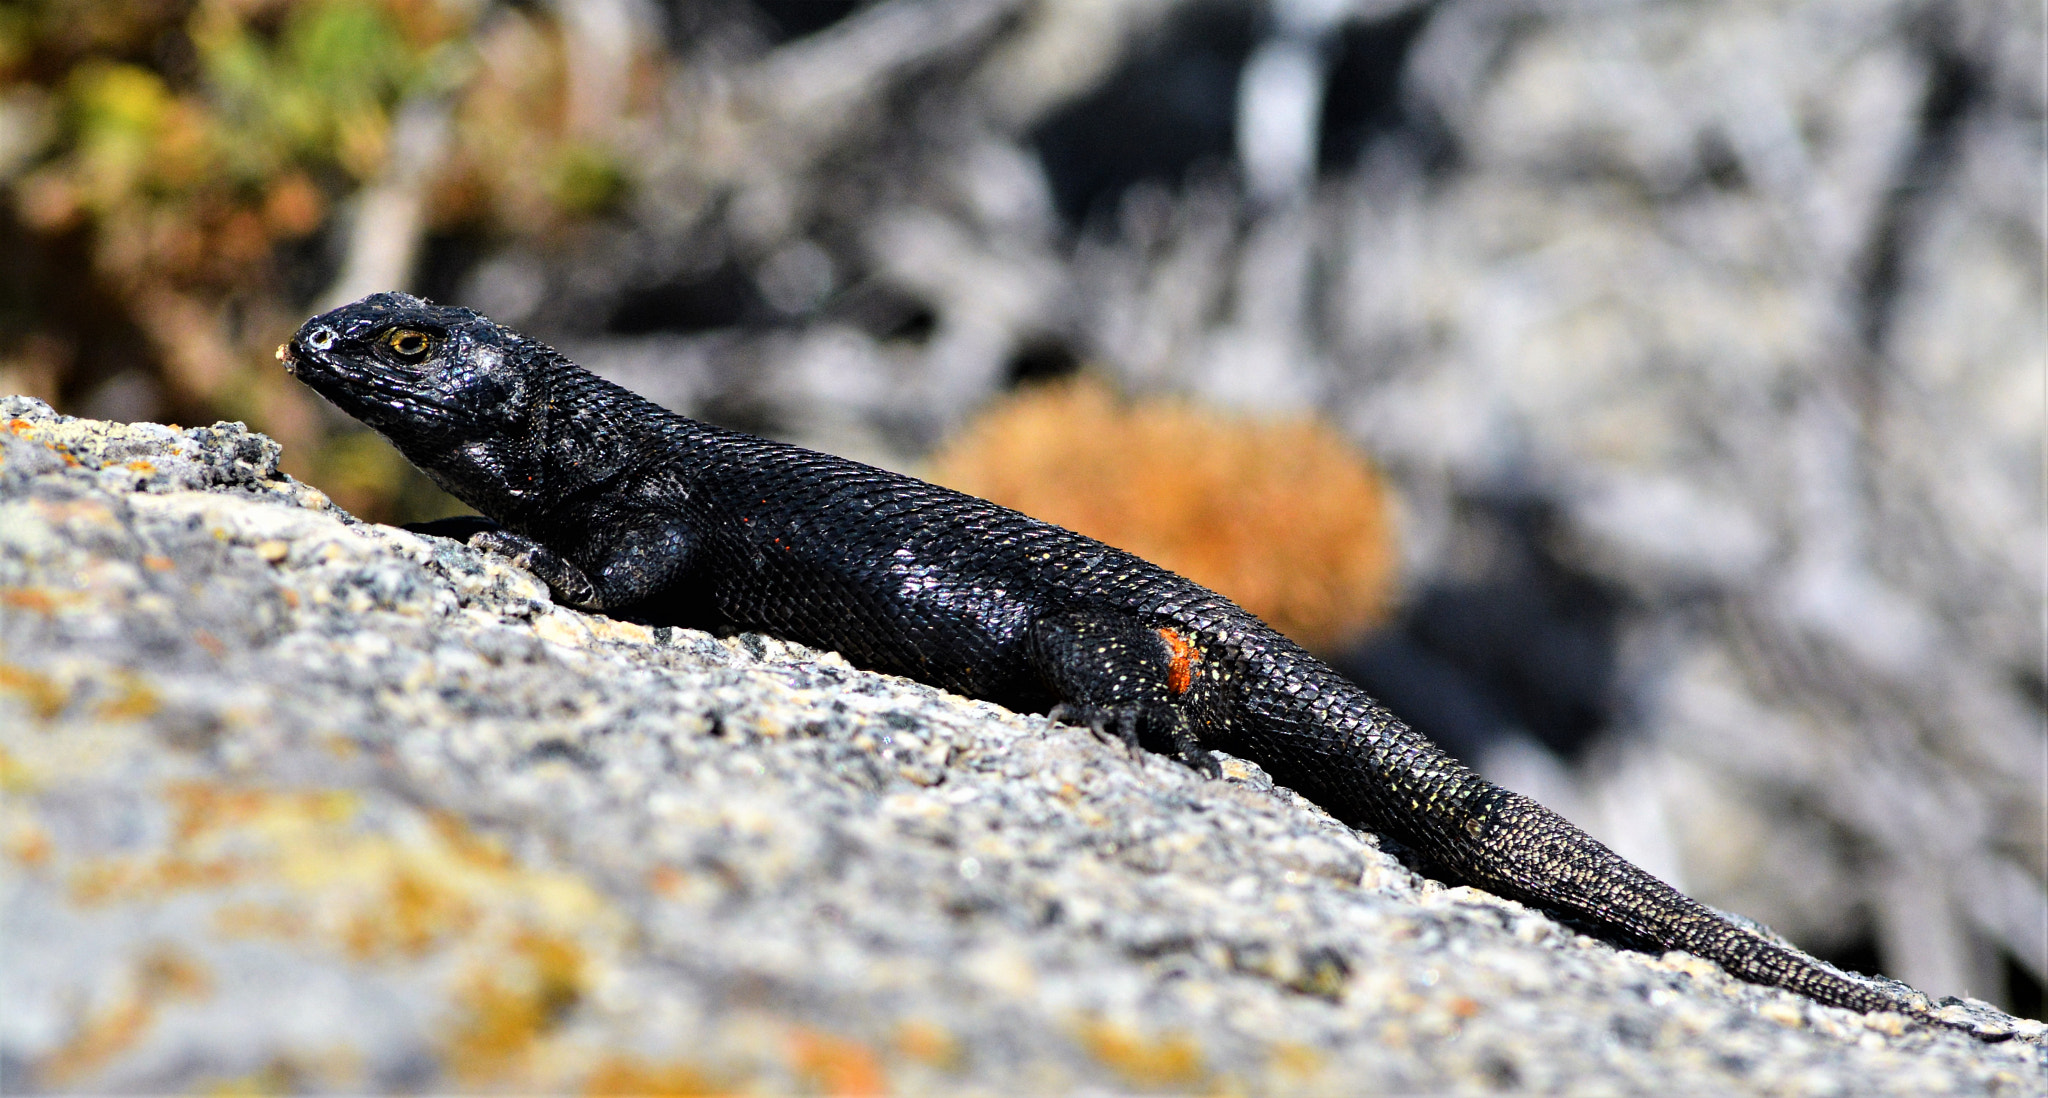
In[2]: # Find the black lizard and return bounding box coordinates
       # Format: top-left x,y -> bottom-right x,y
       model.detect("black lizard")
280,291 -> 1983,1036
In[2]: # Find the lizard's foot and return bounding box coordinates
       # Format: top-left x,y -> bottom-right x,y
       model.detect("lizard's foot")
1165,709 -> 1222,779
1049,702 -> 1144,758
468,528 -> 603,609
1031,611 -> 1222,778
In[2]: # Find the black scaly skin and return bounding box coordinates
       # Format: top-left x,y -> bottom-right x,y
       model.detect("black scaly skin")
282,292 -> 1968,1034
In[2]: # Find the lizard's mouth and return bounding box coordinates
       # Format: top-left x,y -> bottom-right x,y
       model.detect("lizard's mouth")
275,342 -> 298,375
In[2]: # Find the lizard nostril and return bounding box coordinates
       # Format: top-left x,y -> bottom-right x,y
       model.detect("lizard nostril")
307,326 -> 337,351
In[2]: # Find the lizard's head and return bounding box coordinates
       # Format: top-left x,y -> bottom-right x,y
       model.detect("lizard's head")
281,292 -> 546,507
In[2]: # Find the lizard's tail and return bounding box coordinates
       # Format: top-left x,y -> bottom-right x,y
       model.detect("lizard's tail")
1458,787 -> 1947,1026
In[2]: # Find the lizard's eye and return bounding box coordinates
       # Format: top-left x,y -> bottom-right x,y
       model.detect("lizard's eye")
386,329 -> 432,360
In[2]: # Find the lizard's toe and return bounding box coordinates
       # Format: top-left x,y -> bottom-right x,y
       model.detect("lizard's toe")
1049,703 -> 1146,756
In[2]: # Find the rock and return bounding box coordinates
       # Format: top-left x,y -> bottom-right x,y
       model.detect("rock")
2,397 -> 2041,1094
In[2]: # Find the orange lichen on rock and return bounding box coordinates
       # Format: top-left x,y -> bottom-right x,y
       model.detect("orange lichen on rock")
1072,1016 -> 1207,1091
892,1018 -> 960,1068
787,1027 -> 888,1097
1,588 -> 80,616
582,1055 -> 726,1096
927,377 -> 1400,652
6,819 -> 54,865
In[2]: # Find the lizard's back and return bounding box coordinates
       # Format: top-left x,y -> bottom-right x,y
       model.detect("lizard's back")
640,413 -> 1267,705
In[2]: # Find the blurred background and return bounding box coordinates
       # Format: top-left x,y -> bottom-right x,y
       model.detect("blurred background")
1,0 -> 2041,1017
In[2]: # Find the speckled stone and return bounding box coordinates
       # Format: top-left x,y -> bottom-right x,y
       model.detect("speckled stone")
2,397 -> 2042,1095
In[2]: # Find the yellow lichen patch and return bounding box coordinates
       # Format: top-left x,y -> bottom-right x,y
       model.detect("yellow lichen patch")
70,852 -> 249,904
927,376 -> 1401,652
426,808 -> 517,872
51,779 -> 631,1088
139,944 -> 215,998
202,1062 -> 298,1096
892,1018 -> 959,1068
198,1047 -> 365,1096
7,819 -> 54,865
165,781 -> 358,845
1268,1041 -> 1325,1078
338,864 -> 482,960
0,745 -> 38,793
72,779 -> 619,965
208,797 -> 605,967
36,945 -> 213,1086
94,673 -> 161,722
1,663 -> 72,720
787,1027 -> 887,1097
1073,1017 -> 1206,1091
37,984 -> 153,1086
444,931 -> 588,1083
211,900 -> 310,939
582,1054 -> 726,1096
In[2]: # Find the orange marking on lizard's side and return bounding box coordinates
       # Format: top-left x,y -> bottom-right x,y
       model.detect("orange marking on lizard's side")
1157,627 -> 1201,695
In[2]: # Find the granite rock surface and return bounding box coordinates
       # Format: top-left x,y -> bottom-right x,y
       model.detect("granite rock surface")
2,396 -> 2042,1094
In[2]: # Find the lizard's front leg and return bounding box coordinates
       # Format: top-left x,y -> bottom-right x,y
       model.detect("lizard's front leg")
411,514 -> 692,613
1024,610 -> 1219,777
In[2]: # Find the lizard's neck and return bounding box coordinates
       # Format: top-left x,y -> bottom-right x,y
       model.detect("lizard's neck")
517,353 -> 680,512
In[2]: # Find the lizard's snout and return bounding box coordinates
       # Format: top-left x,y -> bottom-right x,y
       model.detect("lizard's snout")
278,324 -> 340,376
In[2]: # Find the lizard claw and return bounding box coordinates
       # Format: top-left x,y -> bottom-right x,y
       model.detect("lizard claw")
1162,707 -> 1221,778
1049,703 -> 1145,758
469,528 -> 604,609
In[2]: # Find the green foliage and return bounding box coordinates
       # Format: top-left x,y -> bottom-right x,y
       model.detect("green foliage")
4,0 -> 641,521
193,0 -> 462,184
547,142 -> 628,216
21,0 -> 470,222
65,60 -> 184,206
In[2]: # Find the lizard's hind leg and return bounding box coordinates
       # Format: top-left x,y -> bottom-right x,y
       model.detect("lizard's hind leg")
1026,611 -> 1219,777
